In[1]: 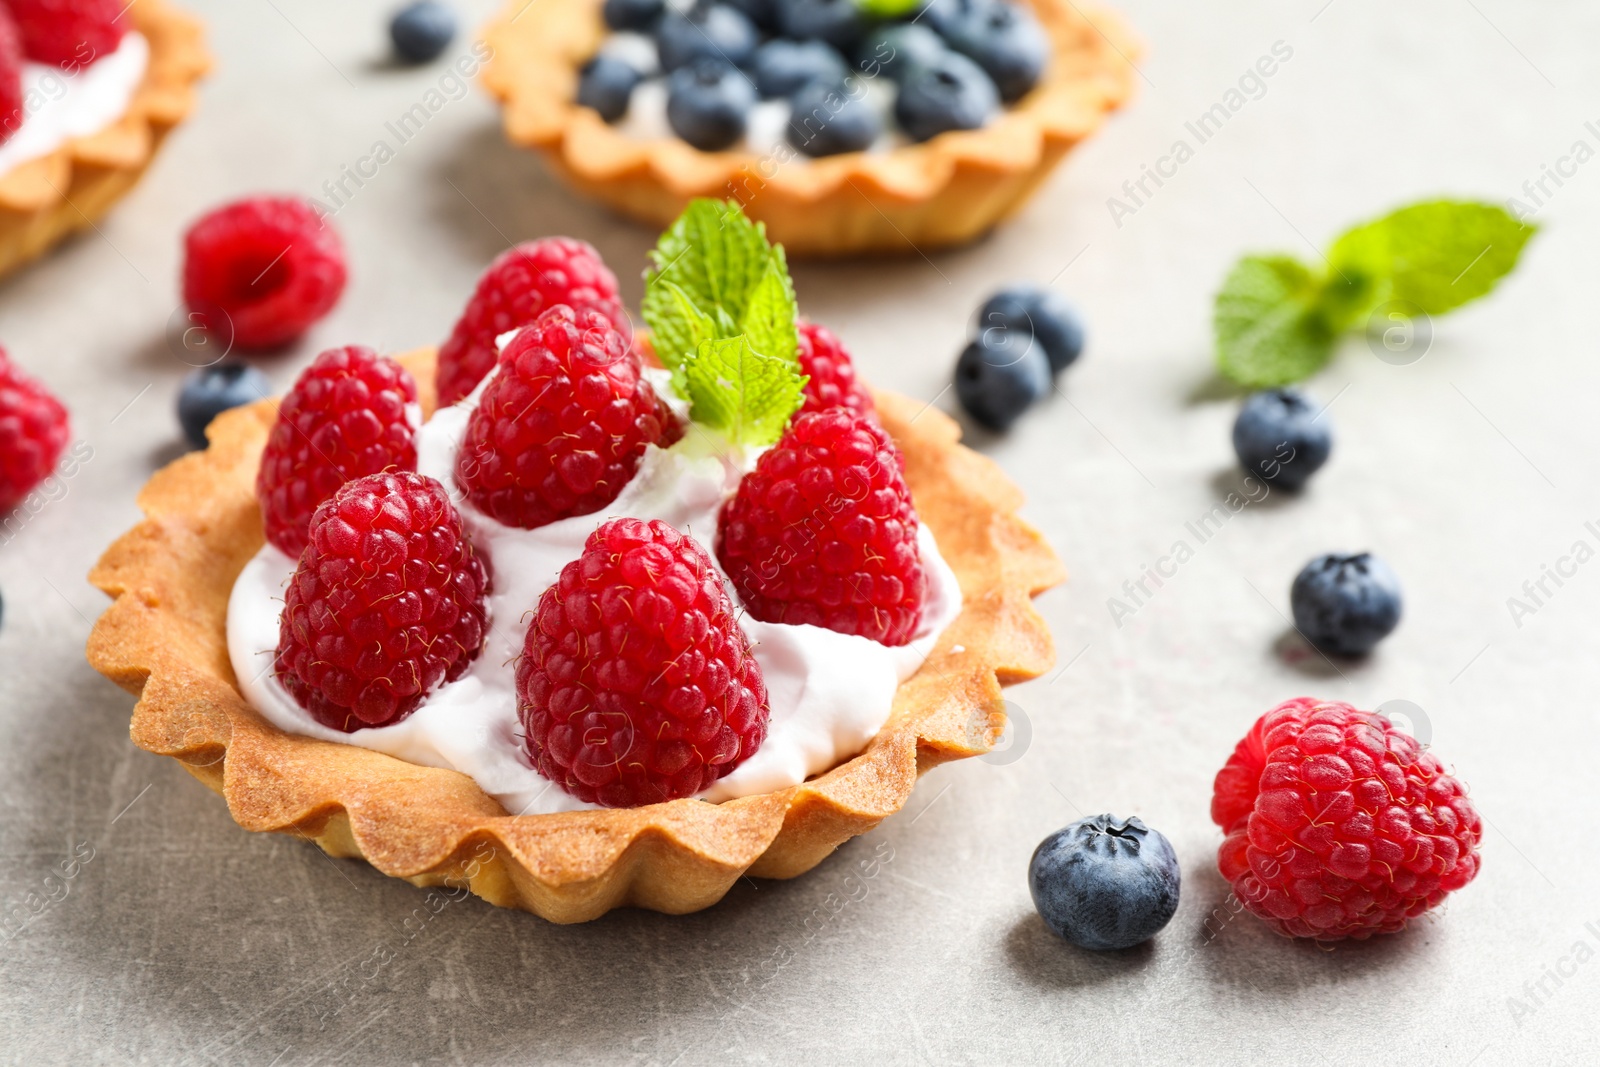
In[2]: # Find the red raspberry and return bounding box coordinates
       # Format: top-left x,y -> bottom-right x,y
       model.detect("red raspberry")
453,306 -> 675,530
797,319 -> 874,418
0,347 -> 68,512
437,238 -> 628,406
717,409 -> 924,645
0,7 -> 23,146
275,471 -> 488,732
256,346 -> 418,557
183,197 -> 348,350
5,0 -> 126,67
517,518 -> 769,808
1211,698 -> 1483,940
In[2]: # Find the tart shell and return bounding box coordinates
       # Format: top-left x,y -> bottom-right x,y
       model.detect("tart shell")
480,0 -> 1139,257
0,0 -> 209,279
87,349 -> 1065,923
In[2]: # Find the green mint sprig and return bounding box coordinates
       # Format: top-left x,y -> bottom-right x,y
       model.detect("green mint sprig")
855,0 -> 922,16
642,199 -> 805,446
1214,199 -> 1537,387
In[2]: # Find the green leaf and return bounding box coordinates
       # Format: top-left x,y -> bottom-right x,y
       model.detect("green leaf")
1327,200 -> 1537,316
679,335 -> 806,447
856,0 -> 921,16
646,281 -> 719,373
739,259 -> 800,362
1214,255 -> 1338,387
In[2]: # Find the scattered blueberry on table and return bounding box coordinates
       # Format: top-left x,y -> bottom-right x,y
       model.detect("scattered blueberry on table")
1029,814 -> 1182,951
178,363 -> 271,449
1290,552 -> 1403,657
1231,387 -> 1332,491
954,282 -> 1083,431
389,1 -> 457,64
977,285 -> 1084,374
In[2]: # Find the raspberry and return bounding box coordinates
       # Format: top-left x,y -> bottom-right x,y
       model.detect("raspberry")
182,197 -> 348,350
453,306 -> 676,530
275,471 -> 488,732
256,346 -> 418,557
0,7 -> 23,146
437,238 -> 627,406
0,347 -> 68,513
516,518 -> 769,808
5,0 -> 126,67
1211,698 -> 1483,940
717,409 -> 924,645
797,318 -> 874,418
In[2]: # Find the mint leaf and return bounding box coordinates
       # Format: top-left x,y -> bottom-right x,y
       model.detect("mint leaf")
739,260 -> 800,363
856,0 -> 922,16
1328,200 -> 1537,315
679,335 -> 805,446
647,281 -> 719,373
1214,255 -> 1337,387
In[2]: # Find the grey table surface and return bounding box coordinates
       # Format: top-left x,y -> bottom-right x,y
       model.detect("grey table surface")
3,0 -> 1597,1063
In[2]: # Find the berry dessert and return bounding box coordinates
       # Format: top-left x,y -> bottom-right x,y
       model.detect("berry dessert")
1231,387 -> 1331,491
0,0 -> 207,278
1211,698 -> 1482,940
0,345 -> 69,513
89,199 -> 1063,923
1029,814 -> 1181,951
480,0 -> 1139,255
1290,551 -> 1402,657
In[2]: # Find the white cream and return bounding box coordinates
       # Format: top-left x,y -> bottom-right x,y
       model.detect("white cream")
0,33 -> 150,174
227,372 -> 963,816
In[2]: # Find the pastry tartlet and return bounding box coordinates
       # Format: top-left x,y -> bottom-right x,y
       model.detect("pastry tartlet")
480,0 -> 1138,257
0,0 -> 208,279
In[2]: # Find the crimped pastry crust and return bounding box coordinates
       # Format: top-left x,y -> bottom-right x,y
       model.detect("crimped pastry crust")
480,0 -> 1138,257
0,0 -> 209,278
87,349 -> 1064,923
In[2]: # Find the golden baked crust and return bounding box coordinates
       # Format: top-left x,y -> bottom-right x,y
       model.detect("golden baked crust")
480,0 -> 1138,257
0,0 -> 209,278
87,349 -> 1065,922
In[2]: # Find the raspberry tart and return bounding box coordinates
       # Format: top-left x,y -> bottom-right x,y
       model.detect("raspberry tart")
480,0 -> 1138,256
88,200 -> 1063,922
0,0 -> 208,278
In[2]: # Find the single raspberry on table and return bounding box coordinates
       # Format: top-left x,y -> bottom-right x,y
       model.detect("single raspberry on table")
275,471 -> 488,732
797,318 -> 874,419
1211,697 -> 1483,940
5,0 -> 126,67
437,238 -> 628,406
0,347 -> 69,512
0,6 -> 23,146
453,306 -> 677,530
256,346 -> 418,557
517,518 -> 769,808
717,408 -> 925,646
182,197 -> 347,350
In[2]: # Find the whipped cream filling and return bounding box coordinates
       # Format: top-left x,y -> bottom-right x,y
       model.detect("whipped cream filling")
0,33 -> 150,174
227,371 -> 963,816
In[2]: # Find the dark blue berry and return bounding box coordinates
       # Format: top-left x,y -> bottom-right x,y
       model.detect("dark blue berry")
940,1 -> 1048,101
656,4 -> 760,71
894,50 -> 999,142
667,58 -> 757,151
919,0 -> 997,38
787,79 -> 881,156
853,23 -> 948,81
776,0 -> 868,50
578,55 -> 643,122
753,38 -> 848,98
977,285 -> 1084,375
178,363 -> 270,449
724,0 -> 779,32
1029,814 -> 1181,952
1231,388 -> 1332,492
603,0 -> 665,32
1290,553 -> 1403,658
389,1 -> 456,64
953,331 -> 1050,431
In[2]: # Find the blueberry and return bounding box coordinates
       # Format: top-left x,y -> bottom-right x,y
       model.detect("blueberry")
1029,814 -> 1181,952
977,285 -> 1084,375
578,55 -> 643,122
656,4 -> 760,71
753,38 -> 848,98
787,78 -> 881,156
1290,553 -> 1403,657
953,331 -> 1050,431
178,363 -> 270,449
940,1 -> 1048,101
603,0 -> 665,32
894,51 -> 999,142
667,58 -> 757,151
389,1 -> 456,64
853,23 -> 948,81
919,0 -> 997,38
724,0 -> 779,32
1231,388 -> 1332,492
776,0 -> 868,50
